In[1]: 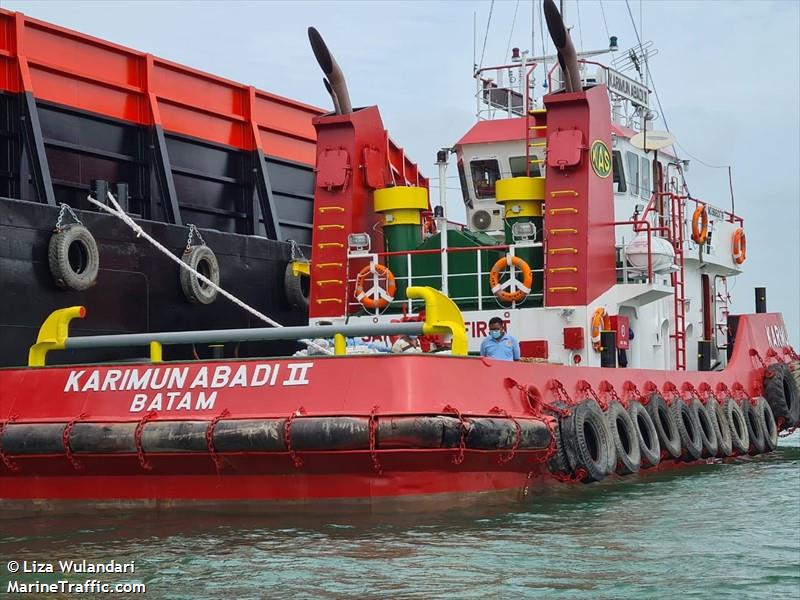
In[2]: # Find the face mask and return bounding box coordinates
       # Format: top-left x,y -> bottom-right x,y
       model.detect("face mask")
490,329 -> 503,340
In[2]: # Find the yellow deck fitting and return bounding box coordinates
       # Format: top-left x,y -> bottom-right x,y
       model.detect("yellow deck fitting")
549,247 -> 579,254
551,190 -> 579,197
333,333 -> 347,356
316,279 -> 343,286
318,206 -> 345,213
291,260 -> 311,277
406,286 -> 467,356
548,286 -> 579,292
28,306 -> 86,367
149,341 -> 163,363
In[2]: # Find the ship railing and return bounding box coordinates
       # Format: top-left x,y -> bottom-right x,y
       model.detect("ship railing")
474,62 -> 537,121
611,218 -> 670,284
27,287 -> 468,366
346,243 -> 544,316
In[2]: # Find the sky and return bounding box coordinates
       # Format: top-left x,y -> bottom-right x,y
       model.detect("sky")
4,0 -> 799,345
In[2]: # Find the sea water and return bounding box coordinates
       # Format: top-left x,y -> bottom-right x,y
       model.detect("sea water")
1,434 -> 798,599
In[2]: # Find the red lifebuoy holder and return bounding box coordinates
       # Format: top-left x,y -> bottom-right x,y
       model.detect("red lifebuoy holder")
691,204 -> 709,244
488,255 -> 533,303
354,263 -> 397,309
732,228 -> 746,264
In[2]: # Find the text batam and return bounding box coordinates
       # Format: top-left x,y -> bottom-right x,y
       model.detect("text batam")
62,362 -> 314,413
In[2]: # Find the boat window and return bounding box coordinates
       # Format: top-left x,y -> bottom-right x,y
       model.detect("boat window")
509,156 -> 542,178
470,159 -> 501,199
625,152 -> 639,196
612,150 -> 626,193
640,156 -> 651,199
457,159 -> 472,208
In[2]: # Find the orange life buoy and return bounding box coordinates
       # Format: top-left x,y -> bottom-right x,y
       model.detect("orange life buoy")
488,255 -> 533,303
590,307 -> 611,352
691,204 -> 709,244
732,228 -> 746,264
354,263 -> 396,309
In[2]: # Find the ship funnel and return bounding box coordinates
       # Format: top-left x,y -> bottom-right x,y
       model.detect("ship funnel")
308,27 -> 353,114
543,0 -> 582,93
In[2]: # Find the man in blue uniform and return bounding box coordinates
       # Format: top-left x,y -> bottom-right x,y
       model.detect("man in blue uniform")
480,317 -> 520,361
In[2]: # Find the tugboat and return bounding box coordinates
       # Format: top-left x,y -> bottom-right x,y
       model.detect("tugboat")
0,0 -> 797,507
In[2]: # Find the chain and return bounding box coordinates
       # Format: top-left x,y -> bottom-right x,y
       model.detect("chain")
442,404 -> 467,465
62,412 -> 87,471
185,223 -> 206,252
578,380 -> 607,411
205,408 -> 230,473
749,348 -> 767,369
0,415 -> 19,472
662,381 -> 679,406
682,382 -> 702,404
284,407 -> 306,468
602,381 -> 626,409
54,202 -> 83,232
135,410 -> 158,471
488,407 -> 522,465
623,380 -> 646,405
368,405 -> 382,475
288,239 -> 306,261
549,379 -> 574,408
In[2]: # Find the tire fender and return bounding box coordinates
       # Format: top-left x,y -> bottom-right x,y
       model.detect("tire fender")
48,224 -> 100,291
180,245 -> 220,305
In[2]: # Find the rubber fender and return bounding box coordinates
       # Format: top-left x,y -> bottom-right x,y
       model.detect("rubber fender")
69,423 -> 137,453
180,245 -> 220,304
377,416 -> 463,449
724,398 -> 749,454
628,400 -> 661,468
284,262 -> 310,311
646,393 -> 681,458
606,401 -> 641,475
671,399 -> 703,461
289,417 -> 369,451
691,398 -> 718,458
48,224 -> 100,291
763,362 -> 800,429
741,399 -> 766,455
708,399 -> 733,457
466,418 -> 550,450
0,423 -> 66,454
561,399 -> 615,483
213,420 -> 286,452
756,397 -> 778,452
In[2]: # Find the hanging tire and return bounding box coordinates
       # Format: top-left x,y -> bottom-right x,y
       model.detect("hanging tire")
606,401 -> 641,475
763,362 -> 800,429
560,400 -> 615,483
284,262 -> 310,311
741,399 -> 766,455
756,397 -> 778,452
691,398 -> 718,458
709,399 -> 733,457
48,224 -> 100,291
180,245 -> 219,304
547,417 -> 572,476
724,398 -> 749,455
671,398 -> 703,461
646,393 -> 682,459
628,400 -> 661,468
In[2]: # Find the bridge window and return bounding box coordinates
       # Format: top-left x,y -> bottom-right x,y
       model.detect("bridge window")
612,150 -> 626,193
470,159 -> 501,199
625,152 -> 640,196
640,156 -> 651,199
509,156 -> 542,178
457,159 -> 472,208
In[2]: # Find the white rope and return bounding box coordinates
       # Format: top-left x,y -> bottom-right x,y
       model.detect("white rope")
88,192 -> 333,355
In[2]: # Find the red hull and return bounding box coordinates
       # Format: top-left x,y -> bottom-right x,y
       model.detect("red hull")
0,312 -> 794,503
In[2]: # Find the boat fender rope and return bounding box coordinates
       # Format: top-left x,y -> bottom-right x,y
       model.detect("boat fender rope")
284,407 -> 306,468
578,380 -> 607,411
135,410 -> 158,471
62,412 -> 87,471
623,381 -> 646,405
368,405 -> 382,475
0,415 -> 19,472
206,408 -> 230,474
489,407 -> 522,465
600,381 -> 626,409
442,404 -> 467,465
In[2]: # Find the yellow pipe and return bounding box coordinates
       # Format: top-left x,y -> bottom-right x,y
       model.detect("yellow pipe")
149,341 -> 163,363
28,306 -> 86,367
406,286 -> 467,356
333,333 -> 347,356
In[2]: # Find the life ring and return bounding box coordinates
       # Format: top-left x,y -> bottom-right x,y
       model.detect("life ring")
48,224 -> 100,291
354,263 -> 396,309
488,255 -> 533,303
691,203 -> 708,244
590,307 -> 611,351
180,245 -> 219,304
284,261 -> 310,311
732,228 -> 746,264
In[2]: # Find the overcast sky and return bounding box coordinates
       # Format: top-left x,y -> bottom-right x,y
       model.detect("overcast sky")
5,0 -> 799,345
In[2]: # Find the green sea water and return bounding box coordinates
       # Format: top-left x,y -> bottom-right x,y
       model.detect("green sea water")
1,434 -> 798,599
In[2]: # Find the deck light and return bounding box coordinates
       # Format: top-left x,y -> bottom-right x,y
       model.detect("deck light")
347,233 -> 371,253
512,221 -> 536,242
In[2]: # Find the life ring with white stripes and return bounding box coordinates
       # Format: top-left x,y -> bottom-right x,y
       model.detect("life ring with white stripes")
354,263 -> 396,309
488,255 -> 533,303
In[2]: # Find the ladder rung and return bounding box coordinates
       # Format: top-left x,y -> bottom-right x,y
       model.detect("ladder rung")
316,298 -> 343,304
548,286 -> 578,292
316,279 -> 343,286
528,109 -> 547,114
528,142 -> 546,147
549,208 -> 578,215
529,159 -> 544,164
529,125 -> 547,130
317,224 -> 345,231
551,190 -> 579,197
549,228 -> 578,235
316,262 -> 343,269
318,206 -> 345,213
317,242 -> 344,249
548,267 -> 578,273
548,247 -> 578,255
